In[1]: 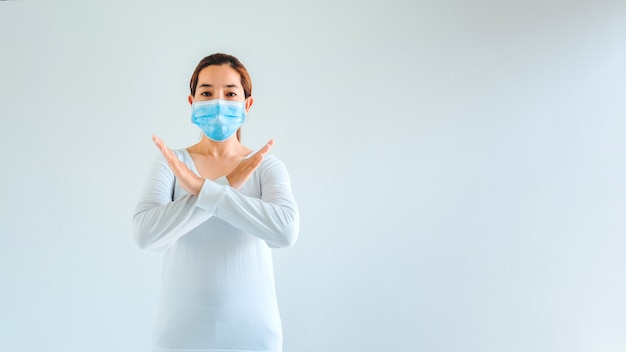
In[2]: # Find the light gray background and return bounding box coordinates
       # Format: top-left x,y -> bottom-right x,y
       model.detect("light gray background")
1,0 -> 625,351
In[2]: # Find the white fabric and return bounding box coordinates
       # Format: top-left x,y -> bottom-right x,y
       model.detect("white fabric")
133,149 -> 299,352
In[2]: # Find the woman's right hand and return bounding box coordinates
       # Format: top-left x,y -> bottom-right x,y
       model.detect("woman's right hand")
152,135 -> 205,196
227,139 -> 274,190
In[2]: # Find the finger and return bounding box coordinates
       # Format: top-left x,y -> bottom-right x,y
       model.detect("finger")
257,139 -> 275,156
152,134 -> 164,148
152,135 -> 168,154
152,135 -> 176,160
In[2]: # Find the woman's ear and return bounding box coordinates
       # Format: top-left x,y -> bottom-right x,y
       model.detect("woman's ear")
188,94 -> 194,105
245,97 -> 254,113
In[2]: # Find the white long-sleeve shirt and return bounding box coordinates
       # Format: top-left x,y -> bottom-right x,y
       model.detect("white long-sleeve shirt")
133,149 -> 299,352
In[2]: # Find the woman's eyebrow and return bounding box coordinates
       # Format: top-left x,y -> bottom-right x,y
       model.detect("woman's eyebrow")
198,83 -> 241,89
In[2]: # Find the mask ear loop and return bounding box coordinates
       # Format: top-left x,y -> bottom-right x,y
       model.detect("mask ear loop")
234,99 -> 248,142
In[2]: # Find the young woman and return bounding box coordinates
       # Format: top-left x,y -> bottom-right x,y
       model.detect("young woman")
133,53 -> 300,352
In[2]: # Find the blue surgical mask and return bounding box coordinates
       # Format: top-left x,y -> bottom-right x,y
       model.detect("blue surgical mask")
191,99 -> 247,142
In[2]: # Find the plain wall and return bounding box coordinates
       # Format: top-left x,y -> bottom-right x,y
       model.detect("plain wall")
1,0 -> 625,351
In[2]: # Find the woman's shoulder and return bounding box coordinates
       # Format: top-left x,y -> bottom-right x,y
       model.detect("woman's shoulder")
172,148 -> 195,168
151,148 -> 194,169
258,154 -> 291,179
261,153 -> 283,166
171,148 -> 189,159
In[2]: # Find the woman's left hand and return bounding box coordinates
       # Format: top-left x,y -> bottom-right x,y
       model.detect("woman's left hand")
152,135 -> 204,196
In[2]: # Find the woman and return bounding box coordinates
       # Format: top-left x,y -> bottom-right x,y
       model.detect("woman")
133,53 -> 299,352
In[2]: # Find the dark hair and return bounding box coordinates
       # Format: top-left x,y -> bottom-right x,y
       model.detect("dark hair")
189,53 -> 252,98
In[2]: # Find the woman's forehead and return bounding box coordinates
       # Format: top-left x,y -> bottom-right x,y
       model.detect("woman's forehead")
197,64 -> 241,88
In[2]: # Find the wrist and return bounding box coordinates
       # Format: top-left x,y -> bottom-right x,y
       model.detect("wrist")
194,177 -> 205,196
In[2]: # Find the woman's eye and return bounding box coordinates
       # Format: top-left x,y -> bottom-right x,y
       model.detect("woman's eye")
200,92 -> 212,97
226,92 -> 237,97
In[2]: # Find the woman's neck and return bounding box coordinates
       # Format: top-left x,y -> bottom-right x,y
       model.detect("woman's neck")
188,135 -> 250,157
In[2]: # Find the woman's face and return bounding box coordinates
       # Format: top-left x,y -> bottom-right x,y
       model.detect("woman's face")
191,64 -> 245,102
188,63 -> 253,113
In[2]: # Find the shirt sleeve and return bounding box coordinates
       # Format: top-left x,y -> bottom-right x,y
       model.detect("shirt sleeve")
132,153 -> 299,251
132,153 -> 223,251
197,155 -> 300,248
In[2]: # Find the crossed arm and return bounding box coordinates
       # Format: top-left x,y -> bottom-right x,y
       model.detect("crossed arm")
152,135 -> 274,194
132,136 -> 299,251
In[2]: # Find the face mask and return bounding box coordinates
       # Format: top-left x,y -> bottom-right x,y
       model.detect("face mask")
191,99 -> 247,142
